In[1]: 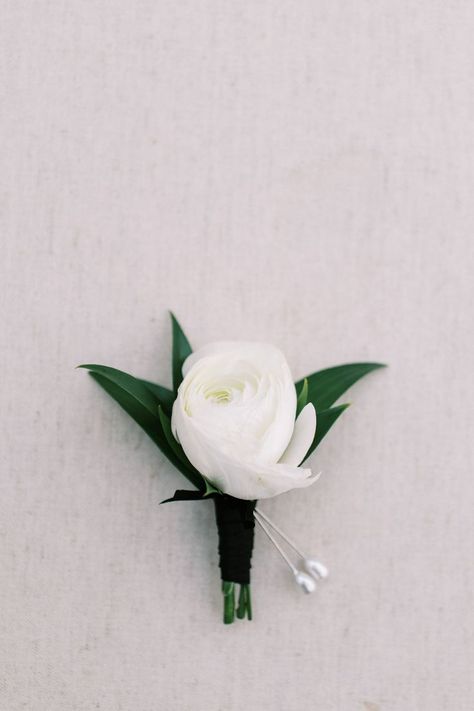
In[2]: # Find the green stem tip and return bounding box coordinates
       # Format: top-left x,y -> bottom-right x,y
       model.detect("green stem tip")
245,584 -> 252,621
236,584 -> 246,619
222,581 -> 235,624
222,582 -> 252,624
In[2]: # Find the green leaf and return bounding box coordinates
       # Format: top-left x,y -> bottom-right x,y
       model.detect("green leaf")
78,364 -> 204,490
139,379 -> 175,414
79,364 -> 158,414
203,478 -> 220,496
158,405 -> 193,468
303,403 -> 350,461
158,406 -> 220,495
160,488 -> 218,504
170,312 -> 192,392
296,378 -> 308,416
85,370 -> 164,448
78,365 -> 176,415
296,362 -> 386,412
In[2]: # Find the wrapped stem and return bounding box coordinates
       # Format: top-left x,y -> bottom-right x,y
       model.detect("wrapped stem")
214,496 -> 256,623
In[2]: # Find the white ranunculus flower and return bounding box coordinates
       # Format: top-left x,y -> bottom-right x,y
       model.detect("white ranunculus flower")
171,342 -> 318,500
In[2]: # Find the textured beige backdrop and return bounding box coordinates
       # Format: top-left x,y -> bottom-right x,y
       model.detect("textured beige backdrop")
1,2 -> 473,710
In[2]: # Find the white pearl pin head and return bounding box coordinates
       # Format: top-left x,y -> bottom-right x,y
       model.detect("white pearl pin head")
254,508 -> 328,594
304,558 -> 329,580
294,570 -> 317,594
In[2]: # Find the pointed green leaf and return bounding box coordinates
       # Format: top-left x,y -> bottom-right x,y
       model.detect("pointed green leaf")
79,364 -> 158,414
158,406 -> 216,493
85,370 -> 164,448
303,403 -> 350,461
296,378 -> 308,416
139,379 -> 175,414
296,362 -> 386,411
158,405 -> 193,468
160,489 -> 218,504
204,478 -> 220,496
170,312 -> 192,392
78,365 -> 176,414
79,365 -> 204,489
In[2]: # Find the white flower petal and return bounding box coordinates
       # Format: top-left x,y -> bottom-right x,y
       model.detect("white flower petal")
279,403 -> 317,466
214,457 -> 317,500
182,341 -> 291,378
172,341 -> 318,499
172,401 -> 317,498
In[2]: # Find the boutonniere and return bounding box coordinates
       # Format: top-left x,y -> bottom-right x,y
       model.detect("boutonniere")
79,313 -> 385,624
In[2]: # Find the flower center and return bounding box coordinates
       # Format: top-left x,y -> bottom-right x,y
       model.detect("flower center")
206,388 -> 233,404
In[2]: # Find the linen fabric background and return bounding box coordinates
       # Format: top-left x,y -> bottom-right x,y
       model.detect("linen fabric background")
1,2 -> 473,710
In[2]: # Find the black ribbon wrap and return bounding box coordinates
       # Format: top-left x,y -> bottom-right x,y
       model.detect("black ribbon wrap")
214,496 -> 257,585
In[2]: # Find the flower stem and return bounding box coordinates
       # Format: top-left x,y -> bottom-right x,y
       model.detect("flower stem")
222,581 -> 235,624
236,584 -> 246,619
245,584 -> 252,621
236,584 -> 252,620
